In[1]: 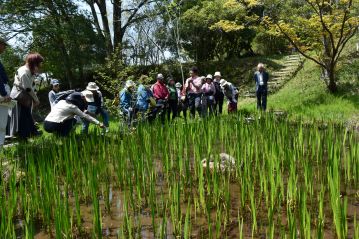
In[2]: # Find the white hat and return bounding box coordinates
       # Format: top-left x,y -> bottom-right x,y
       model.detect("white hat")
157,73 -> 164,80
220,79 -> 228,87
206,74 -> 213,80
81,90 -> 95,103
86,82 -> 99,91
214,72 -> 221,77
125,80 -> 135,88
175,82 -> 182,88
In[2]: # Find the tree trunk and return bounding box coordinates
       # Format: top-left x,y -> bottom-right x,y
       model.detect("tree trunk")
113,0 -> 123,55
95,0 -> 113,54
327,67 -> 337,93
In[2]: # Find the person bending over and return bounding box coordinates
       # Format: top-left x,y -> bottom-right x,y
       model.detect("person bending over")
44,92 -> 104,137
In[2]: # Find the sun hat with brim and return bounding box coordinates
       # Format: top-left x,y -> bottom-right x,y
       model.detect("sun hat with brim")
175,82 -> 182,88
157,74 -> 164,80
0,37 -> 8,46
81,90 -> 95,103
214,72 -> 221,77
125,80 -> 136,88
220,79 -> 228,87
206,74 -> 213,80
51,79 -> 60,86
86,82 -> 99,91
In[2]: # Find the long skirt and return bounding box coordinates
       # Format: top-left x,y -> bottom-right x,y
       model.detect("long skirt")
9,103 -> 38,139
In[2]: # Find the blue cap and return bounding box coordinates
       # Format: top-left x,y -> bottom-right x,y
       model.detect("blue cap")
51,79 -> 60,85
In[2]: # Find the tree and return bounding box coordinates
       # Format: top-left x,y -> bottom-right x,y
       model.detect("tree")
265,0 -> 359,93
85,0 -> 160,58
166,0 -> 260,61
0,0 -> 105,86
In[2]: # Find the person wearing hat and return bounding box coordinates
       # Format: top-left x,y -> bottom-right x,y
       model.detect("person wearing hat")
152,74 -> 169,102
220,79 -> 238,114
213,71 -> 224,115
167,78 -> 178,121
185,66 -> 203,118
81,82 -> 109,134
254,63 -> 269,111
48,79 -> 61,108
201,74 -> 216,117
119,80 -> 136,127
0,37 -> 11,148
44,92 -> 104,137
152,73 -> 169,123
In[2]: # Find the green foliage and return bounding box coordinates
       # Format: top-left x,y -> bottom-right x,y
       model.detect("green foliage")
0,47 -> 22,80
252,28 -> 289,55
0,0 -> 106,87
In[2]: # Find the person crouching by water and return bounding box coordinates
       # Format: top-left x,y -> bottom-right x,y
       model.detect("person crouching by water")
254,63 -> 269,112
82,82 -> 110,134
220,79 -> 238,114
119,80 -> 136,128
201,74 -> 216,117
44,92 -> 104,137
9,53 -> 44,140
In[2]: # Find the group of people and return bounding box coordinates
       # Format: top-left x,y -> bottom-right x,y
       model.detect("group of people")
0,36 -> 269,148
118,67 -> 241,128
0,37 -> 108,143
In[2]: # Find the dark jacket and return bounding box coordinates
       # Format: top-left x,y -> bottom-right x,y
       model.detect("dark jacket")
214,81 -> 224,99
0,61 -> 9,97
254,71 -> 269,91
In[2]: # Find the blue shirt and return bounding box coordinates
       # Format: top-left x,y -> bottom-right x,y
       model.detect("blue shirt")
0,61 -> 9,96
48,90 -> 57,107
136,84 -> 151,111
119,89 -> 132,110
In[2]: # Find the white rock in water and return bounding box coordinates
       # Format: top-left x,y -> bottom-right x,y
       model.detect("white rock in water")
201,153 -> 236,172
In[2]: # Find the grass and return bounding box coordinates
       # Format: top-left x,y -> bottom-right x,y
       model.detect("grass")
239,54 -> 359,123
0,113 -> 358,238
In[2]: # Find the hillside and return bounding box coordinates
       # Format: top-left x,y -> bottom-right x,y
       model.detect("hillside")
239,53 -> 359,123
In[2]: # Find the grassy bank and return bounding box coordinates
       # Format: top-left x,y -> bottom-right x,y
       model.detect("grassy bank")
239,56 -> 359,123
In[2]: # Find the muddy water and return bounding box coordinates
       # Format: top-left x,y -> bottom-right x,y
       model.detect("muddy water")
30,170 -> 359,239
32,186 -> 359,239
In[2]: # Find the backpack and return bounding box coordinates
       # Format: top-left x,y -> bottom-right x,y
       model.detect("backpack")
53,90 -> 76,105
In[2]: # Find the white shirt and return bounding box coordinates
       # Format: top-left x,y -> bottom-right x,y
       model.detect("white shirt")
258,73 -> 264,86
45,100 -> 100,125
10,65 -> 39,103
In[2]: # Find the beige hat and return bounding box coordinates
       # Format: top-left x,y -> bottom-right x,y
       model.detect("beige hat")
81,90 -> 95,103
214,72 -> 221,77
206,74 -> 213,80
86,82 -> 99,91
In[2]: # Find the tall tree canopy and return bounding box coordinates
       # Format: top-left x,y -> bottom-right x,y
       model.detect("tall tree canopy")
265,0 -> 359,92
